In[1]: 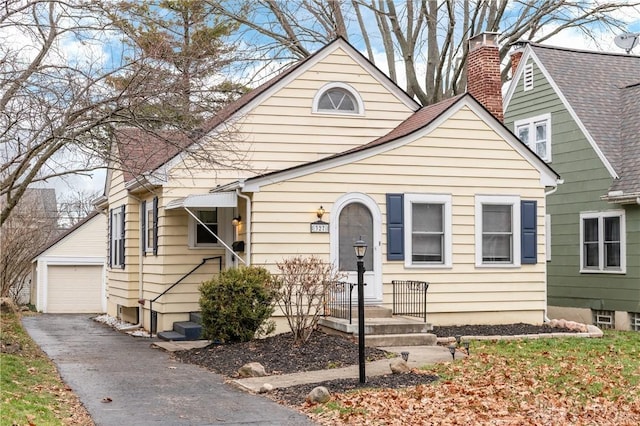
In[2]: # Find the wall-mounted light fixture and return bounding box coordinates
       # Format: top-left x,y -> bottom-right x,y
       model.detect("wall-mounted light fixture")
316,206 -> 325,219
231,216 -> 241,227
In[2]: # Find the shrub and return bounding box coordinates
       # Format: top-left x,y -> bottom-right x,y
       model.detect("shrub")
199,266 -> 276,343
272,255 -> 344,344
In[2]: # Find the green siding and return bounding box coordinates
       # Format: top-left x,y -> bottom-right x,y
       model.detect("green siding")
505,59 -> 640,314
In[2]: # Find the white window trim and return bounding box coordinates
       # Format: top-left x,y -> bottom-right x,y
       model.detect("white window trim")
111,208 -> 123,268
143,201 -> 154,253
579,210 -> 626,274
523,63 -> 534,91
312,82 -> 365,116
404,194 -> 452,268
475,195 -> 521,268
188,208 -> 221,249
514,113 -> 552,162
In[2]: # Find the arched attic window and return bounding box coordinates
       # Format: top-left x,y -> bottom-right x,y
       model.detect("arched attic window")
312,82 -> 364,115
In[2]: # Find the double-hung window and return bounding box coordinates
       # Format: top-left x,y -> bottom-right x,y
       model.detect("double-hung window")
110,206 -> 125,268
189,209 -> 219,247
141,197 -> 158,255
404,194 -> 452,268
475,195 -> 521,267
514,113 -> 551,162
580,211 -> 625,273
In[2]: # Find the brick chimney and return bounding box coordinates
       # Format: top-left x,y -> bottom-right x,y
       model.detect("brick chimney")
509,41 -> 527,77
467,32 -> 503,122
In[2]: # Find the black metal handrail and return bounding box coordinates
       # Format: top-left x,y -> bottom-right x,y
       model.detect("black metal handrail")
149,256 -> 222,334
323,281 -> 356,324
392,280 -> 429,322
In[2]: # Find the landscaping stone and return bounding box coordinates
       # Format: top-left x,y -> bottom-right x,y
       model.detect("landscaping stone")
389,358 -> 410,374
306,386 -> 330,403
238,362 -> 267,378
258,383 -> 273,394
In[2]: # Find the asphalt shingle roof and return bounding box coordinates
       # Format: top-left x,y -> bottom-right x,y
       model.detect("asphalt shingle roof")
530,44 -> 640,194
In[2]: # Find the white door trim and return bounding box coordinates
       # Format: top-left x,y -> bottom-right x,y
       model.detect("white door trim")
330,192 -> 382,303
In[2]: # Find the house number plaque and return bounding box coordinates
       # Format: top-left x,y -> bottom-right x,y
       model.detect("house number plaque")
310,221 -> 329,233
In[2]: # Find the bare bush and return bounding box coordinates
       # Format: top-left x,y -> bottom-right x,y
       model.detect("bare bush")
272,256 -> 345,345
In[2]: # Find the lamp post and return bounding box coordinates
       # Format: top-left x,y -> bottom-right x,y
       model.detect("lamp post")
354,237 -> 367,384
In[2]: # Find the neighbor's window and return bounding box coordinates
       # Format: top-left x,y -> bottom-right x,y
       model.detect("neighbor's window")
580,211 -> 626,273
475,195 -> 521,267
313,82 -> 363,115
189,209 -> 219,247
404,194 -> 452,267
515,113 -> 551,162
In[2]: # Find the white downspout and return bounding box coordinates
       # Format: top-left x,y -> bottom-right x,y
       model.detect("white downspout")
236,188 -> 251,266
542,179 -> 564,322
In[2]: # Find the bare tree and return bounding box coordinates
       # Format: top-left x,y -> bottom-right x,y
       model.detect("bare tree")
57,189 -> 101,228
1,188 -> 60,302
1,1 -> 246,225
209,0 -> 640,104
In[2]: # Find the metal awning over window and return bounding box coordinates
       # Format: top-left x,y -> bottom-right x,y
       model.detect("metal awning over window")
165,192 -> 237,210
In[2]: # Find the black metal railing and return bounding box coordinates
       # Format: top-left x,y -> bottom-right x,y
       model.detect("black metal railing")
392,280 -> 429,322
149,256 -> 222,334
323,281 -> 356,324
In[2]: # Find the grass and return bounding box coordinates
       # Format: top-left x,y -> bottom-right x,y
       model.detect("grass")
0,310 -> 93,426
308,331 -> 640,424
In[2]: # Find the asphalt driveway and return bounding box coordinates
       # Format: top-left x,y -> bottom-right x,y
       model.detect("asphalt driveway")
22,314 -> 315,425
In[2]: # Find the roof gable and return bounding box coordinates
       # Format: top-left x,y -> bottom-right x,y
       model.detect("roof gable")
241,94 -> 558,192
505,43 -> 640,186
31,211 -> 102,260
116,38 -> 420,185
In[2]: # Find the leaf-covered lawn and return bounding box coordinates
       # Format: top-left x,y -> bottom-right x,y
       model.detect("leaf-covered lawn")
0,311 -> 93,426
306,332 -> 640,425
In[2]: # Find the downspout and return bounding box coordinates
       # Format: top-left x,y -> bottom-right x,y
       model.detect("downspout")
236,188 -> 251,266
542,179 -> 564,322
119,194 -> 143,331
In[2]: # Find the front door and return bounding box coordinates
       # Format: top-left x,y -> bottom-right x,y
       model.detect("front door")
331,193 -> 382,303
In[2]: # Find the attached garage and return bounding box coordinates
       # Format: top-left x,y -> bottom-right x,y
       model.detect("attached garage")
31,212 -> 107,313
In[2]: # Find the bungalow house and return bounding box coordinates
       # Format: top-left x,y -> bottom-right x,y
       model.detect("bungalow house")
98,34 -> 559,335
504,43 -> 640,330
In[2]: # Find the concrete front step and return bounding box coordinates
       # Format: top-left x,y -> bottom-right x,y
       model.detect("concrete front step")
318,315 -> 436,346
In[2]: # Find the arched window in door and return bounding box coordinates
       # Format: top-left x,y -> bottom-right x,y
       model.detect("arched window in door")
338,202 -> 373,271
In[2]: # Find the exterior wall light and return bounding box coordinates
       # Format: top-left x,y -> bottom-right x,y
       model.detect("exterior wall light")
231,216 -> 241,227
316,206 -> 325,219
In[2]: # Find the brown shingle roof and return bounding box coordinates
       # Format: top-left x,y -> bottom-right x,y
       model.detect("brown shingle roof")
530,44 -> 640,193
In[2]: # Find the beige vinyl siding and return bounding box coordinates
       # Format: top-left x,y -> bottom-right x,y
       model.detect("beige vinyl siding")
251,106 -> 548,325
39,214 -> 106,257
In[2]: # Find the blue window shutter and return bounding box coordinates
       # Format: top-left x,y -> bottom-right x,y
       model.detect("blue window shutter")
521,200 -> 537,264
119,204 -> 126,268
152,196 -> 159,256
386,193 -> 404,260
141,200 -> 147,256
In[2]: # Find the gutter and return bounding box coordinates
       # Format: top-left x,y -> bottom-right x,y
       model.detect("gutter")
601,191 -> 640,205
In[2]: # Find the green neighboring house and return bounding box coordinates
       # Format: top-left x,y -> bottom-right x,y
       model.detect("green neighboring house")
504,42 -> 640,331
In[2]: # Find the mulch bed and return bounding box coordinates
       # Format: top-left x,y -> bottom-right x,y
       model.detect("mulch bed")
173,323 -> 576,405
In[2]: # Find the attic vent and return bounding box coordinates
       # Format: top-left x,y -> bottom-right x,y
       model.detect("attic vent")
592,309 -> 614,329
523,63 -> 534,91
630,312 -> 640,331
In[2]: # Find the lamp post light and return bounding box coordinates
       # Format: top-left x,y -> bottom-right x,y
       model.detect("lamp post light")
448,344 -> 456,360
354,237 -> 367,384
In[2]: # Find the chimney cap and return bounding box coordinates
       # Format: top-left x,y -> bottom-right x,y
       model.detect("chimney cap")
468,32 -> 500,51
510,40 -> 528,52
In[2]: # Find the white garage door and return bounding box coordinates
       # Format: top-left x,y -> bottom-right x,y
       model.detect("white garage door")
47,265 -> 103,313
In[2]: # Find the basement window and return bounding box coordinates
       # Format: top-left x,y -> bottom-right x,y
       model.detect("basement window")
592,310 -> 614,330
630,313 -> 640,332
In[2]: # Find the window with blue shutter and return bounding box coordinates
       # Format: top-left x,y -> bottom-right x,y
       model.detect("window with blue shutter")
521,200 -> 537,264
141,200 -> 147,256
386,194 -> 404,260
152,196 -> 159,255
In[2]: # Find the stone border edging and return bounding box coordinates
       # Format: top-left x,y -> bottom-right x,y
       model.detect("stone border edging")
435,324 -> 603,345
